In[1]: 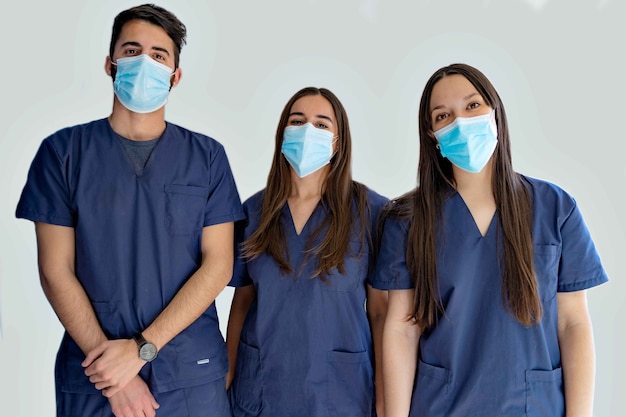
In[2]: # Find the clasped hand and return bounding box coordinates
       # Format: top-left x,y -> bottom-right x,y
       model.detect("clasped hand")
82,339 -> 146,397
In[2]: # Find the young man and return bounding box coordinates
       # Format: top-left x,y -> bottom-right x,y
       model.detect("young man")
16,4 -> 243,417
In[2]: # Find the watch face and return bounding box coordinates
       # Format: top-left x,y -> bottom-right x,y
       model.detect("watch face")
139,343 -> 158,361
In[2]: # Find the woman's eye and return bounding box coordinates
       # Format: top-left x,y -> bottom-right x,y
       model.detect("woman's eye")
316,123 -> 328,129
435,113 -> 448,122
468,102 -> 480,109
290,120 -> 303,125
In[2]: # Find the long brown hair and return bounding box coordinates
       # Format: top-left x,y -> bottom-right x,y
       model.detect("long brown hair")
242,87 -> 369,279
385,63 -> 540,328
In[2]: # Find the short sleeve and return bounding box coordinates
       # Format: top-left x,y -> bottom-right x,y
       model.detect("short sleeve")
15,138 -> 75,227
371,216 -> 414,290
203,145 -> 244,226
365,190 -> 390,281
557,201 -> 609,292
229,214 -> 253,287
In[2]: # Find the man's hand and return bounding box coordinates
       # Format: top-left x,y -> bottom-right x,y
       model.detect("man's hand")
109,375 -> 160,417
82,339 -> 145,397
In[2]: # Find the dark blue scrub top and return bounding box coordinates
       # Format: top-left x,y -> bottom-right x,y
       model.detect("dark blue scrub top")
16,118 -> 244,394
229,188 -> 388,417
372,176 -> 608,417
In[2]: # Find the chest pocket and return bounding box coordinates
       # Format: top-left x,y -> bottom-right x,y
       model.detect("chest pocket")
533,244 -> 560,302
164,184 -> 209,236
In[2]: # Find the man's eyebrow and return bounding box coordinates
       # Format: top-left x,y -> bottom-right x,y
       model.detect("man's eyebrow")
119,41 -> 170,56
152,46 -> 171,56
120,41 -> 142,49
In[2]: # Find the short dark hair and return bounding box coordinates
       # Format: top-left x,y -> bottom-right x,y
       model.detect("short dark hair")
109,4 -> 187,68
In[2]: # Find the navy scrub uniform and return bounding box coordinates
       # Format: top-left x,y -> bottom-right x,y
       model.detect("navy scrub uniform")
16,118 -> 244,416
372,176 -> 608,417
229,188 -> 388,417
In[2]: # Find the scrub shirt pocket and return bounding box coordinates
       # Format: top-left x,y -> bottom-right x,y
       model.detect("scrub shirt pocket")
412,359 -> 452,415
525,368 -> 564,416
327,350 -> 373,417
164,184 -> 209,236
232,341 -> 263,416
533,244 -> 560,302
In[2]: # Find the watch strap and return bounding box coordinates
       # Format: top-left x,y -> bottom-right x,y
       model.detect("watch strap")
133,333 -> 148,347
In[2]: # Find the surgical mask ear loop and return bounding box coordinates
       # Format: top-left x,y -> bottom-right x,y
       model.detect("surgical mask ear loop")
330,136 -> 340,160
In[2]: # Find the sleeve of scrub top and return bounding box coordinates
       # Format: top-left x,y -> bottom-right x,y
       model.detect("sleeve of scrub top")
371,216 -> 414,290
229,214 -> 252,287
203,144 -> 245,226
228,196 -> 253,287
557,199 -> 609,292
15,137 -> 74,227
366,191 -> 390,280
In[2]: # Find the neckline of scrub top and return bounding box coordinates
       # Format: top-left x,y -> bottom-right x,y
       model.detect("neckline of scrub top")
452,191 -> 497,239
283,199 -> 324,237
106,119 -> 170,178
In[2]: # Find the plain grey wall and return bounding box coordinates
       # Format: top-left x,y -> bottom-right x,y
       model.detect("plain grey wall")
1,1 -> 623,415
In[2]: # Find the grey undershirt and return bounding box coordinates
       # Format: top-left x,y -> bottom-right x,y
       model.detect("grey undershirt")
117,136 -> 160,176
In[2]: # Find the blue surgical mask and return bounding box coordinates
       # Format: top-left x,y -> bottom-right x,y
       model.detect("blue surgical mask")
112,54 -> 174,113
281,123 -> 335,178
434,112 -> 498,173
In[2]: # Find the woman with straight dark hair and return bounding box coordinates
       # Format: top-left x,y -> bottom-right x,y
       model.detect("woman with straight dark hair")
374,63 -> 608,417
226,87 -> 388,416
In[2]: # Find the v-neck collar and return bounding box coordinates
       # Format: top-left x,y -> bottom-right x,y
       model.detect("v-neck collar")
283,200 -> 323,237
451,191 -> 497,239
106,119 -> 169,178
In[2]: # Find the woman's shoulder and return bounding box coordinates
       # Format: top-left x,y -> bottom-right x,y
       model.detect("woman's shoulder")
242,189 -> 266,211
362,184 -> 390,207
522,175 -> 575,201
521,174 -> 578,217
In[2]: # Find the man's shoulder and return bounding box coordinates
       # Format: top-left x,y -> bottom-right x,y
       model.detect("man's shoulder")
44,118 -> 109,144
164,122 -> 224,148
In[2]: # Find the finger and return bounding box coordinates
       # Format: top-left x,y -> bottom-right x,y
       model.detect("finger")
89,374 -> 103,384
82,344 -> 106,368
145,406 -> 156,417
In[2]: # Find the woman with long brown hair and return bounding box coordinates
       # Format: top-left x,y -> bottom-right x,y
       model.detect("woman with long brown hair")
226,87 -> 388,416
374,63 -> 608,417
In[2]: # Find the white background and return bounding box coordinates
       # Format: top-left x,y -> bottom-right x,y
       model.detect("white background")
1,1 -> 624,416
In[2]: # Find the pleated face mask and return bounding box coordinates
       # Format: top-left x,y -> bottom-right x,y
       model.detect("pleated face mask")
112,54 -> 174,113
281,123 -> 336,178
434,111 -> 498,173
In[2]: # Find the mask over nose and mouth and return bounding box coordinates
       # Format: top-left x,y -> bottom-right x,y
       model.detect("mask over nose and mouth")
434,111 -> 498,173
281,122 -> 337,178
112,54 -> 174,113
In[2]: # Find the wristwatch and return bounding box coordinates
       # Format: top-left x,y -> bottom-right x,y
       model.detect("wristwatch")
133,333 -> 158,362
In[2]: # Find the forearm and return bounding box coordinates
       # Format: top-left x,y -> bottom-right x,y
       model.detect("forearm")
559,321 -> 595,417
140,223 -> 235,349
369,312 -> 385,415
143,259 -> 232,350
383,323 -> 419,417
367,286 -> 388,416
40,270 -> 107,353
35,222 -> 107,354
225,285 -> 256,388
